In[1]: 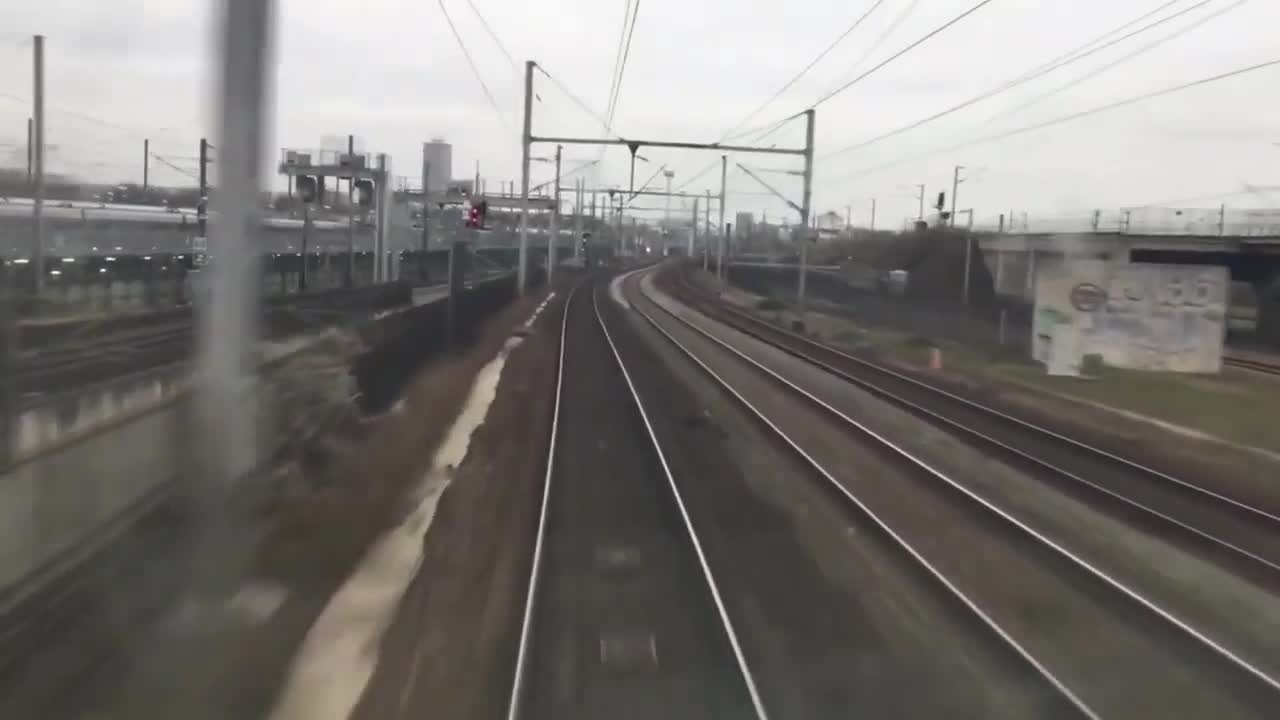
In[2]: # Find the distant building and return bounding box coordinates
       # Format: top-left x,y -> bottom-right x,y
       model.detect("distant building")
423,139 -> 452,193
734,211 -> 754,238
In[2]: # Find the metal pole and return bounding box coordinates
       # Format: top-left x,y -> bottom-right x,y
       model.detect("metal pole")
690,197 -> 698,257
664,171 -> 673,225
797,108 -> 815,311
32,35 -> 45,298
421,157 -> 430,280
0,278 -> 11,468
375,153 -> 388,283
916,184 -> 925,220
198,138 -> 209,239
346,134 -> 356,287
300,202 -> 309,291
549,144 -> 561,284
518,60 -> 534,294
143,138 -> 150,191
962,232 -> 973,305
573,177 -> 583,263
704,189 -> 712,271
192,0 -> 274,597
870,198 -> 877,231
717,155 -> 727,282
25,117 -> 32,187
950,165 -> 964,228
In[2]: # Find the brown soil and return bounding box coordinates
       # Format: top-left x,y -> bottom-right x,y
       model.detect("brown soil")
72,276 -> 570,720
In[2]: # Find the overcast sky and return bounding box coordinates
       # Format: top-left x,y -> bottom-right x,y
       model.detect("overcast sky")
1,0 -> 1277,229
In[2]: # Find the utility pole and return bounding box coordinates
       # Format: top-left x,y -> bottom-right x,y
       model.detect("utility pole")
32,35 -> 45,298
915,183 -> 925,220
143,138 -> 150,192
548,144 -> 561,284
573,177 -> 584,263
950,165 -> 965,227
518,60 -> 534,294
300,200 -> 310,291
25,117 -> 32,187
717,155 -> 727,282
663,169 -> 674,225
845,205 -> 851,231
704,188 -> 712,271
346,133 -> 356,287
796,108 -> 815,311
198,137 -> 209,248
421,156 -> 430,280
870,198 -> 877,231
690,197 -> 699,257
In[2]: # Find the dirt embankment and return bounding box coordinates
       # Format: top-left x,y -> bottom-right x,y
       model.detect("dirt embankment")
75,275 -> 570,720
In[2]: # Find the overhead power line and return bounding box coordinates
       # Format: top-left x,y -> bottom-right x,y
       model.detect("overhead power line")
535,64 -> 619,137
605,0 -> 642,132
827,57 -> 1280,182
464,0 -> 518,73
827,0 -> 921,93
438,0 -> 509,130
991,0 -> 1247,122
718,0 -> 888,141
808,0 -> 998,109
602,0 -> 635,136
822,0 -> 1227,159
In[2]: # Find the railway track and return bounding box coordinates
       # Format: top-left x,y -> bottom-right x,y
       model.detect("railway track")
504,276 -> 765,720
1225,354 -> 1280,377
667,268 -> 1280,590
625,265 -> 1280,718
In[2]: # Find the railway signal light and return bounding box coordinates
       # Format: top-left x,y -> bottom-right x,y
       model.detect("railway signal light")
355,179 -> 374,207
297,175 -> 317,203
466,200 -> 489,229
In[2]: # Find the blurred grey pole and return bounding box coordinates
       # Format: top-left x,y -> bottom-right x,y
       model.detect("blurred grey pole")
193,0 -> 274,596
25,118 -> 31,187
198,138 -> 209,242
548,144 -> 561,284
346,134 -> 356,287
0,278 -> 12,468
950,165 -> 964,228
703,189 -> 711,271
300,202 -> 310,291
573,177 -> 583,263
143,138 -> 150,191
517,60 -> 534,294
870,198 -> 877,231
689,197 -> 698,257
374,153 -> 388,283
32,35 -> 45,298
797,108 -> 815,311
421,155 -> 430,280
716,155 -> 726,282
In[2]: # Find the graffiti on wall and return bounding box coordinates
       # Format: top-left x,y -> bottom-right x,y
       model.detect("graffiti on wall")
1033,260 -> 1227,374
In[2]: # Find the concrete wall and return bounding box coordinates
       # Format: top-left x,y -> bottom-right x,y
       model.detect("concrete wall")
0,272 -> 526,611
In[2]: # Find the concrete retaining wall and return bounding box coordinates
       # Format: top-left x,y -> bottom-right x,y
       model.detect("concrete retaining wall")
0,271 -> 526,610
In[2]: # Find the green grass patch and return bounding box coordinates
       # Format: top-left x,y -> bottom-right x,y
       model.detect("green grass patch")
992,362 -> 1280,455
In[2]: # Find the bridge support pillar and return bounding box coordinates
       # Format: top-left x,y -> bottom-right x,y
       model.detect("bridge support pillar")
1255,272 -> 1280,348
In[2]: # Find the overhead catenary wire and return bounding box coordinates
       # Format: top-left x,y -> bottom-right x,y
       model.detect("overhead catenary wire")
535,64 -> 622,139
717,0 -> 889,141
438,0 -> 510,130
825,0 -> 921,94
601,0 -> 636,136
822,0 -> 1229,160
807,0 -> 998,110
991,0 -> 1248,122
463,0 -> 519,73
605,0 -> 642,133
826,57 -> 1280,182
